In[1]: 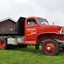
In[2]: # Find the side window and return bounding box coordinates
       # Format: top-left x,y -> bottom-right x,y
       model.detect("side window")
27,18 -> 36,25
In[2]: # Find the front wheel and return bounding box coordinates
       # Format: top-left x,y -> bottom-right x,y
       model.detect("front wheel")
42,39 -> 60,56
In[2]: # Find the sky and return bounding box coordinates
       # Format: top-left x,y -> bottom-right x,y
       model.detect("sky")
0,0 -> 64,26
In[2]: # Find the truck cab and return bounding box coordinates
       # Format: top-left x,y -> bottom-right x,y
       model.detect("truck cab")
25,17 -> 49,44
17,17 -> 49,44
18,17 -> 64,44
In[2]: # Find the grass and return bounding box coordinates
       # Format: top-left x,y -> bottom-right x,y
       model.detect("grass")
0,46 -> 64,64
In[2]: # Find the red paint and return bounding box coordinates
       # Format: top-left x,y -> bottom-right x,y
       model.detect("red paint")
23,41 -> 36,45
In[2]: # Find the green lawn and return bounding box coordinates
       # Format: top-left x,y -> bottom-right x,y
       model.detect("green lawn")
0,46 -> 64,64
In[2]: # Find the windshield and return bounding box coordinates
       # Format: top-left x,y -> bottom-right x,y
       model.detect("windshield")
37,18 -> 48,25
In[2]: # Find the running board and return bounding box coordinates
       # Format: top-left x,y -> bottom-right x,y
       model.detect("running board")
23,41 -> 36,45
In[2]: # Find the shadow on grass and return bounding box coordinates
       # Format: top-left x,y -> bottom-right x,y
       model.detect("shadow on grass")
8,46 -> 43,55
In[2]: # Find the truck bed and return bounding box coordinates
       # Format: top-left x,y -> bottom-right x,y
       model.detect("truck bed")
0,17 -> 25,36
0,19 -> 17,35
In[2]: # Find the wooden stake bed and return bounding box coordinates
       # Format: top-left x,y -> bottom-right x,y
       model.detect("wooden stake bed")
0,19 -> 17,35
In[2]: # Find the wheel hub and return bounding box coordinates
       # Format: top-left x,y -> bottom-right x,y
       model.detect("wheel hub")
47,46 -> 51,50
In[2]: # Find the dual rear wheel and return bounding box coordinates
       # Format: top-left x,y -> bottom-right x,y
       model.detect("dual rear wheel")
0,38 -> 7,49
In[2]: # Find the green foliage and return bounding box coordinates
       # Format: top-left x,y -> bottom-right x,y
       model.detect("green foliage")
0,46 -> 64,64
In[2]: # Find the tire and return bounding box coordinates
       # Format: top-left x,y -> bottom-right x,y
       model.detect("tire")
0,38 -> 7,49
42,39 -> 60,56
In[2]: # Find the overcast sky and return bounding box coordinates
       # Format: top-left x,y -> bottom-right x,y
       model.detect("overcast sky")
0,0 -> 64,26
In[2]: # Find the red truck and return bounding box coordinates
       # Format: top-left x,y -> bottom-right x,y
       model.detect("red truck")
0,16 -> 64,55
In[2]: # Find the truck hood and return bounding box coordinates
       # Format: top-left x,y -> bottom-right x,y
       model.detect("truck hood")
40,24 -> 64,34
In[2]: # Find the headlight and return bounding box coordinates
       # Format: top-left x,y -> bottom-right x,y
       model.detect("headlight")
59,28 -> 64,34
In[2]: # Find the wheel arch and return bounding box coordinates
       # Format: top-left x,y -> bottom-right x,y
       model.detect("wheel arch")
36,33 -> 59,44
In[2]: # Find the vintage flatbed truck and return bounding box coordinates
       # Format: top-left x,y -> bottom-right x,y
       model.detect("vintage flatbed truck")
0,16 -> 64,56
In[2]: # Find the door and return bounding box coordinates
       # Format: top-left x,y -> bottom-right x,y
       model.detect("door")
25,18 -> 38,41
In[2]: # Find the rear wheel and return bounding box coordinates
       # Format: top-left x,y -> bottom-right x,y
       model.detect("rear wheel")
0,38 -> 7,49
42,39 -> 60,56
